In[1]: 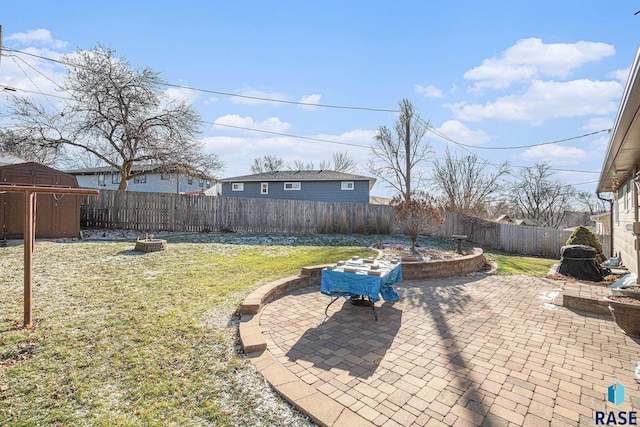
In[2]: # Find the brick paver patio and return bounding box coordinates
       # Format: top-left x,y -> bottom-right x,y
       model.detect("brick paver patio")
256,275 -> 640,426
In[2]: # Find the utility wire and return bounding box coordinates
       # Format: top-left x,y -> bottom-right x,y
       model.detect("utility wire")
209,122 -> 372,149
3,47 -> 399,113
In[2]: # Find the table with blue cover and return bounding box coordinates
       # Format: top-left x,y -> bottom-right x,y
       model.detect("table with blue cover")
320,261 -> 402,320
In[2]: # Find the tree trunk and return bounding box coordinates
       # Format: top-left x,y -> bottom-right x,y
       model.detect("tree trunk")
117,177 -> 129,191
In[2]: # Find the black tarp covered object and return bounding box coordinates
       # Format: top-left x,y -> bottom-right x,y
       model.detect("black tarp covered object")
558,245 -> 610,282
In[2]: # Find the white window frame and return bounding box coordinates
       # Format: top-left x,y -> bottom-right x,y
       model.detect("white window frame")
112,173 -> 121,184
232,182 -> 244,191
284,182 -> 301,191
624,182 -> 630,213
261,182 -> 269,194
134,175 -> 146,184
98,174 -> 106,186
341,181 -> 354,191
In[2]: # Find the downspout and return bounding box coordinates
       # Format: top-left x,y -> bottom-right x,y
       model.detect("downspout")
634,167 -> 640,284
596,192 -> 614,258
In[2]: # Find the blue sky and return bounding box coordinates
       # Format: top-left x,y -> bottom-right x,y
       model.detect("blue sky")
2,1 -> 640,197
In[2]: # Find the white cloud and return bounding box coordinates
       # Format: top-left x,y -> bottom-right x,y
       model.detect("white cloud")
450,79 -> 622,123
608,67 -> 631,83
312,129 -> 377,145
299,93 -> 321,110
7,29 -> 68,49
464,38 -> 615,89
414,84 -> 444,98
213,114 -> 291,133
435,120 -> 491,145
229,89 -> 288,106
582,117 -> 613,132
519,144 -> 590,165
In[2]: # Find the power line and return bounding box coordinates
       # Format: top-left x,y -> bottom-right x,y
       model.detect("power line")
208,122 -> 373,149
3,47 -> 399,113
431,128 -> 610,150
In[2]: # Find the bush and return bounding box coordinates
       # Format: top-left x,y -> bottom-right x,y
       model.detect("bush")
566,226 -> 606,262
390,191 -> 444,253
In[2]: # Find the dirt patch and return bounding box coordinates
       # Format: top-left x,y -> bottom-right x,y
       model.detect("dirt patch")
371,242 -> 464,263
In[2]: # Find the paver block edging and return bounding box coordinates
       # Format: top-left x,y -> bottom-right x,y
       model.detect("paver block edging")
240,266 -> 373,426
401,247 -> 485,280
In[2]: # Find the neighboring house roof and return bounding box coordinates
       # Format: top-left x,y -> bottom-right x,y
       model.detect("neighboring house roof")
370,195 -> 391,205
515,219 -> 541,226
597,45 -> 640,193
495,214 -> 515,224
221,170 -> 377,189
67,165 -> 157,174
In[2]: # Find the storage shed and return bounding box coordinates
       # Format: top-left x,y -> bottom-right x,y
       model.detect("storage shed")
0,162 -> 83,239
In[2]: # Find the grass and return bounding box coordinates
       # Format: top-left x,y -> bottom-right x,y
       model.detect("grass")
0,235 -> 376,426
485,251 -> 557,276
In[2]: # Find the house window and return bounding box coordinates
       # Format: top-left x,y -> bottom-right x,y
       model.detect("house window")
161,172 -> 170,181
232,183 -> 244,191
206,181 -> 211,189
199,179 -> 204,188
112,174 -> 121,184
134,175 -> 146,184
98,174 -> 106,186
624,182 -> 630,213
341,181 -> 354,191
261,183 -> 269,194
188,177 -> 193,185
284,182 -> 301,191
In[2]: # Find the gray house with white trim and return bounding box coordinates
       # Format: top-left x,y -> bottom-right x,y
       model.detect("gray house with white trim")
220,170 -> 375,203
67,165 -> 217,194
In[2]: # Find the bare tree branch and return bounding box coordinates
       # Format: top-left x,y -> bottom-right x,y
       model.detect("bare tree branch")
366,99 -> 431,200
431,148 -> 510,217
3,45 -> 223,190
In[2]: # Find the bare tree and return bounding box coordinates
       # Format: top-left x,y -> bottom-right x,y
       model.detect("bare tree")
324,151 -> 359,173
250,155 -> 285,173
0,129 -> 61,165
509,162 -> 575,228
286,152 -> 358,173
366,99 -> 431,201
4,46 -> 223,190
573,190 -> 608,215
431,149 -> 510,217
390,190 -> 444,253
289,160 -> 315,170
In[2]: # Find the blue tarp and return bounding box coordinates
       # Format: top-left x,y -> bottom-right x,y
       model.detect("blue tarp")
320,264 -> 402,303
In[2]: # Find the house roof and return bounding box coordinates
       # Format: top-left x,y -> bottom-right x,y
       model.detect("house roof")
495,214 -> 515,223
66,165 -> 155,174
597,45 -> 640,193
221,170 -> 376,188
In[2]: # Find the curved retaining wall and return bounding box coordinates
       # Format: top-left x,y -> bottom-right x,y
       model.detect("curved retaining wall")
401,247 -> 485,280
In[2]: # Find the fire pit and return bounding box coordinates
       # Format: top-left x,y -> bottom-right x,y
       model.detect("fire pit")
134,234 -> 167,252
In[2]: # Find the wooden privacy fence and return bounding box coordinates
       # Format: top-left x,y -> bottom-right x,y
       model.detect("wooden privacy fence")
81,190 -> 609,258
81,190 -> 393,234
437,212 -> 611,259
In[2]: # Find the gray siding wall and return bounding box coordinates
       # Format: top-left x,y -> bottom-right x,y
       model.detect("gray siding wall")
75,173 -> 216,194
221,180 -> 370,203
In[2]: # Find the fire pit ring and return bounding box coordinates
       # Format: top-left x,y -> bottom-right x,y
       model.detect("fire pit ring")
134,234 -> 167,252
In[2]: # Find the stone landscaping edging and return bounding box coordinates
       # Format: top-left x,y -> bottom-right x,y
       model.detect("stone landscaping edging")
401,247 -> 485,280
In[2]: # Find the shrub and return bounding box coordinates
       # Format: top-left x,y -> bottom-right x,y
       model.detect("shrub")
390,191 -> 444,253
566,226 -> 606,262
